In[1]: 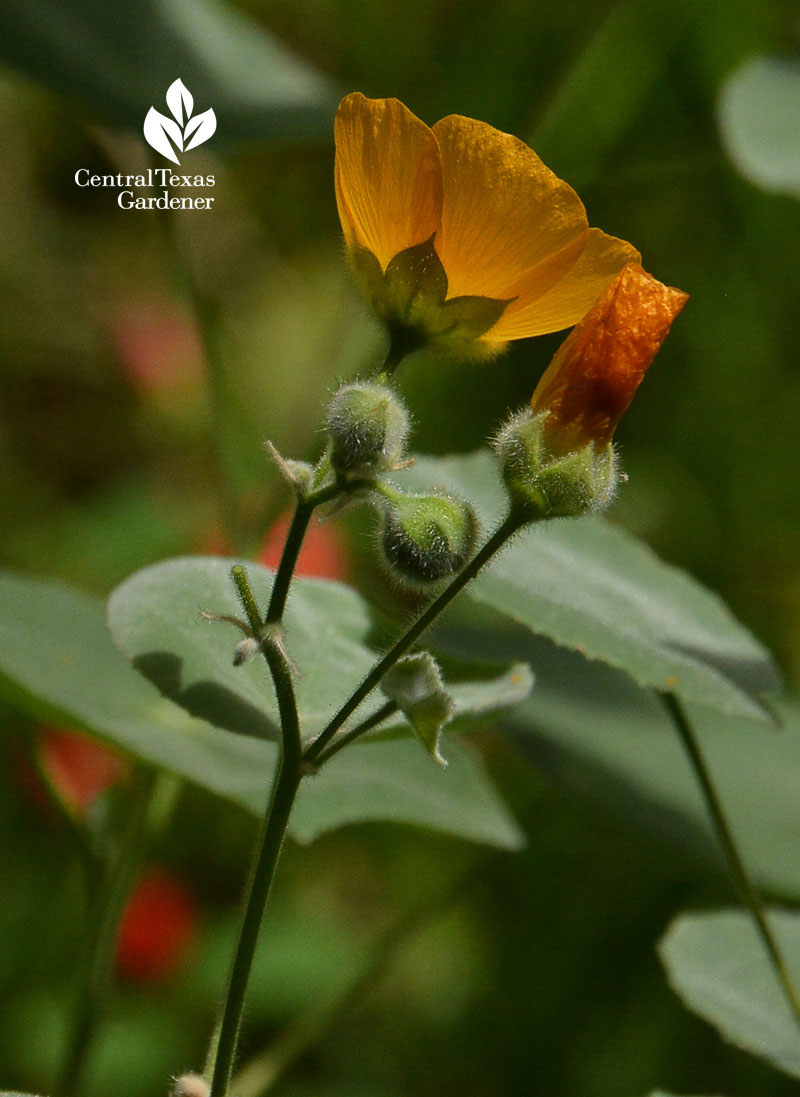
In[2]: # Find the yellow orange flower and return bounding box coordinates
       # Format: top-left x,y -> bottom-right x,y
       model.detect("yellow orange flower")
531,262 -> 689,453
334,92 -> 641,359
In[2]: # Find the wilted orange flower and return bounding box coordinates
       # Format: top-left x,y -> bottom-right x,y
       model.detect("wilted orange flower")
531,262 -> 688,453
334,92 -> 640,359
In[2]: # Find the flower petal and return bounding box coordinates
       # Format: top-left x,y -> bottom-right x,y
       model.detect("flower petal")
432,115 -> 588,301
334,93 -> 442,271
531,262 -> 689,450
488,228 -> 642,341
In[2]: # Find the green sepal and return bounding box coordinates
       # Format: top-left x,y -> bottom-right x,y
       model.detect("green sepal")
350,237 -> 511,358
382,652 -> 455,766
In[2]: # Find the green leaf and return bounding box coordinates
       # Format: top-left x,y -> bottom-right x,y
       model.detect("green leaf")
0,568 -> 272,811
433,615 -> 800,896
398,451 -> 779,721
718,55 -> 800,199
447,662 -> 535,721
0,0 -> 337,139
659,909 -> 800,1080
0,568 -> 521,847
294,737 -> 524,849
107,557 -> 379,740
107,557 -> 523,847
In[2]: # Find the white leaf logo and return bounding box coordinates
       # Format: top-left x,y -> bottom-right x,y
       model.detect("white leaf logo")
184,109 -> 216,152
144,79 -> 217,164
166,78 -> 193,125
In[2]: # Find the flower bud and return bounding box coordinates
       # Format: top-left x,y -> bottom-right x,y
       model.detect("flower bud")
496,263 -> 687,522
495,408 -> 618,520
378,487 -> 477,585
326,381 -> 410,475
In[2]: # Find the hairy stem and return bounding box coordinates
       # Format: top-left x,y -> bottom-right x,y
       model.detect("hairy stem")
373,342 -> 411,383
314,699 -> 399,767
265,481 -> 341,624
209,571 -> 304,1097
208,497 -> 519,1089
662,691 -> 800,1030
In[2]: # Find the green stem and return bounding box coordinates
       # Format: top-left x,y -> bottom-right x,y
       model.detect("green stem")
268,495 -> 318,627
209,572 -> 304,1097
266,499 -> 314,624
373,341 -> 411,384
314,700 -> 399,768
265,480 -> 360,624
55,767 -> 158,1097
305,510 -> 524,766
232,563 -> 265,632
211,487 -> 505,1089
662,691 -> 800,1031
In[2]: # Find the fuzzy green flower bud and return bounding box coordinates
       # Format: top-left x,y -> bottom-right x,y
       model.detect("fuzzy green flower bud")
326,381 -> 410,475
378,486 -> 478,586
495,408 -> 618,521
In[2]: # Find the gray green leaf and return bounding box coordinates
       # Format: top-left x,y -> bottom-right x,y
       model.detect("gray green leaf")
433,613 -> 800,897
659,909 -> 800,1079
398,451 -> 779,721
107,556 -> 378,740
294,737 -> 523,849
0,567 -> 521,847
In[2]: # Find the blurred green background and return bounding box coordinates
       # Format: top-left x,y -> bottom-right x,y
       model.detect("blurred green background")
1,0 -> 800,1094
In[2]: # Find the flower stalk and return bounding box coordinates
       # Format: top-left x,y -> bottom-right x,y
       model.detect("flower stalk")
209,567 -> 304,1097
662,692 -> 800,1033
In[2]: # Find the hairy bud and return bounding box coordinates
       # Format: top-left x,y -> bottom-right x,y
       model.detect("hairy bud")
495,408 -> 618,521
326,382 -> 410,475
378,487 -> 477,586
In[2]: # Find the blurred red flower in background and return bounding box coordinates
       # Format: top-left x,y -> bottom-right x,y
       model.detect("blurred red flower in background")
116,868 -> 198,983
36,727 -> 128,818
258,511 -> 350,581
111,300 -> 203,395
